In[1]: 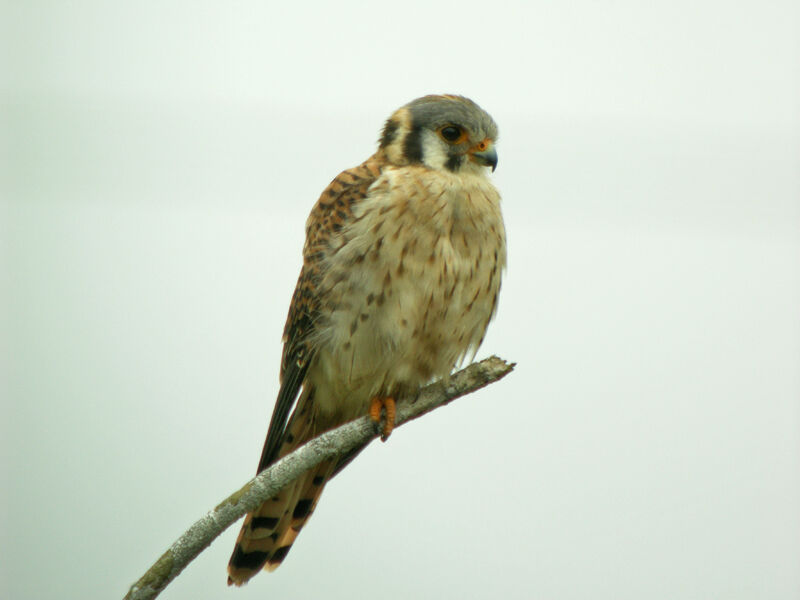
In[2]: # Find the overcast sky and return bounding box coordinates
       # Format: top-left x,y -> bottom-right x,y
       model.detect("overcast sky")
3,1 -> 799,599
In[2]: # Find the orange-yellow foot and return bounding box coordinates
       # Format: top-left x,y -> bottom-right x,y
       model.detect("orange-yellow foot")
369,396 -> 396,441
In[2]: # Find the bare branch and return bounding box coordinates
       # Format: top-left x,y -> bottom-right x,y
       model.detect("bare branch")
124,356 -> 515,600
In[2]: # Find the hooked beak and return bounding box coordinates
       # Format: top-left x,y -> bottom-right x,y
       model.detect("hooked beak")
469,143 -> 498,172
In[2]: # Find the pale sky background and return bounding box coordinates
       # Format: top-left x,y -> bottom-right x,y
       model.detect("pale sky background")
3,1 -> 799,599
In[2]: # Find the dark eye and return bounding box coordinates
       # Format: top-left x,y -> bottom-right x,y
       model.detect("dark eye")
440,125 -> 462,142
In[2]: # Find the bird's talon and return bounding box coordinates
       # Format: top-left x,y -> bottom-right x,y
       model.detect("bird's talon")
369,396 -> 396,441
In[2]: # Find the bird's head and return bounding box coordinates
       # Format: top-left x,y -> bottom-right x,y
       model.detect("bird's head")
379,95 -> 498,175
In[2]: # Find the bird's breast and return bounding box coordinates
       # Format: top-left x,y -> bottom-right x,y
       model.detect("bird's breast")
309,166 -> 506,419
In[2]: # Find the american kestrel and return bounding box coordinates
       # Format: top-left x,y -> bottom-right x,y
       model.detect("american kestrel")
227,94 -> 506,585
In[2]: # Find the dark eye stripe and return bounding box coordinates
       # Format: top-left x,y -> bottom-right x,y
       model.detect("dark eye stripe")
403,125 -> 424,163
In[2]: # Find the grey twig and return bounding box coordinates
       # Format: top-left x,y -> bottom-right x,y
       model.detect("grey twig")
124,355 -> 515,600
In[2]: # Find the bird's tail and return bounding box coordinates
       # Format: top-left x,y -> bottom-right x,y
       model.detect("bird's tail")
227,460 -> 336,585
227,389 -> 336,586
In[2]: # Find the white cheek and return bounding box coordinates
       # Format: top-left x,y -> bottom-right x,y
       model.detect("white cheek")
419,129 -> 451,171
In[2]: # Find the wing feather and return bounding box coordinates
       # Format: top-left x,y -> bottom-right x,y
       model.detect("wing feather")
254,155 -> 384,470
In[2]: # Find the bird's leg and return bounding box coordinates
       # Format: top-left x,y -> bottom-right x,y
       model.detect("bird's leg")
369,396 -> 396,441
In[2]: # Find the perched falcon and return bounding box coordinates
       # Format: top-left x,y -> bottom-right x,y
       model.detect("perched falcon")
227,94 -> 506,585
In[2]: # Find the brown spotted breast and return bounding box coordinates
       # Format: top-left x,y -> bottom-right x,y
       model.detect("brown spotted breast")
306,161 -> 506,421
